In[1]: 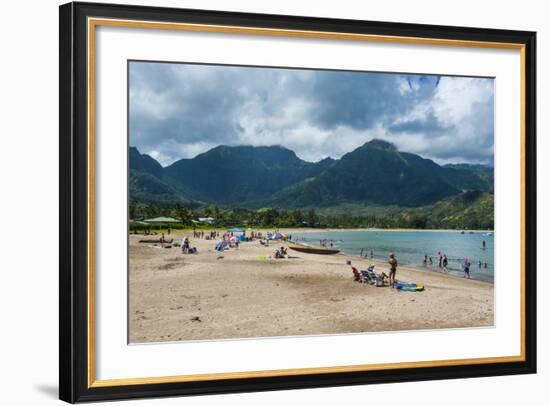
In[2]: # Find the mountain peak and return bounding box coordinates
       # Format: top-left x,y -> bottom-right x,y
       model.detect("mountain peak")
363,139 -> 398,151
197,144 -> 299,163
129,146 -> 164,177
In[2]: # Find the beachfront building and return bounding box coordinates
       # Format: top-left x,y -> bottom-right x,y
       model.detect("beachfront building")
143,216 -> 180,224
198,217 -> 216,225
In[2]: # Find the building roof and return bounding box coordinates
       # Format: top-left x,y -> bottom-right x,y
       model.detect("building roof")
143,216 -> 180,224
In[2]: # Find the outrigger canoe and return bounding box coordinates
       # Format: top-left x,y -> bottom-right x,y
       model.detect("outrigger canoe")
289,245 -> 340,255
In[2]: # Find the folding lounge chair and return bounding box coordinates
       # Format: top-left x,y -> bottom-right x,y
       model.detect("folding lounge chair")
366,266 -> 387,287
359,271 -> 372,285
351,267 -> 362,282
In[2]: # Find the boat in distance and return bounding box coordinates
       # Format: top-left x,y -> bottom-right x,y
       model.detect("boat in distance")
289,245 -> 340,255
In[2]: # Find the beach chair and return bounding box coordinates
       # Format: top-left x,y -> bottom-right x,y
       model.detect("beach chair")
366,266 -> 387,287
351,267 -> 362,282
360,270 -> 376,285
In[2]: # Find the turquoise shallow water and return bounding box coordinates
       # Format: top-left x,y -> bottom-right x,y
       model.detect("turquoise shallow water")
291,230 -> 494,283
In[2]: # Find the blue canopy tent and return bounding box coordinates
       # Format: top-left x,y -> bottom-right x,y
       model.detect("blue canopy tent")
227,227 -> 246,241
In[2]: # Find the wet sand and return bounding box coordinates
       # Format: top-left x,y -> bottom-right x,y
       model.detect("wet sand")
129,231 -> 494,343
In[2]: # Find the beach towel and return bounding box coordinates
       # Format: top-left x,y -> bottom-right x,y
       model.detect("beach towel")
395,283 -> 425,292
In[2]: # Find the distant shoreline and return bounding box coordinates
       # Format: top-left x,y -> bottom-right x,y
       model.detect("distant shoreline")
131,226 -> 494,234
280,227 -> 494,233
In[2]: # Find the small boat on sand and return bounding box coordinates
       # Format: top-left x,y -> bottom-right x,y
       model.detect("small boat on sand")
139,238 -> 174,244
289,245 -> 340,255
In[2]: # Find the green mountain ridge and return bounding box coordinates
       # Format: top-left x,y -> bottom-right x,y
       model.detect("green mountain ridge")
163,145 -> 336,204
129,140 -> 493,215
254,140 -> 489,208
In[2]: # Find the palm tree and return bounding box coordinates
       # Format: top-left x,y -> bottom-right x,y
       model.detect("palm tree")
174,203 -> 192,225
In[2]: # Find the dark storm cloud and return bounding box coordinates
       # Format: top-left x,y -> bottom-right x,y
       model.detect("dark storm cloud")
129,62 -> 494,166
388,111 -> 450,135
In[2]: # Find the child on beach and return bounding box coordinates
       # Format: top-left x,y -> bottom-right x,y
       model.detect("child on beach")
388,253 -> 398,288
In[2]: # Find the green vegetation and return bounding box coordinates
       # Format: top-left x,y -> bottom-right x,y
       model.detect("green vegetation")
129,140 -> 494,230
130,140 -> 493,208
129,190 -> 493,231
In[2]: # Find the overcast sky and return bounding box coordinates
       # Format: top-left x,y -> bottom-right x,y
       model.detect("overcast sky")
129,61 -> 494,167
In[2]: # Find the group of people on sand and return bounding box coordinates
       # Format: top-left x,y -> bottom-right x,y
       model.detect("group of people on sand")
364,252 -> 398,288
193,230 -> 219,240
249,231 -> 263,240
155,233 -> 197,255
180,236 -> 198,254
273,246 -> 288,259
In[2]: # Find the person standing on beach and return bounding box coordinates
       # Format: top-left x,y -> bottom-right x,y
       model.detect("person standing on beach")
463,258 -> 471,279
182,237 -> 190,254
438,252 -> 442,269
388,253 -> 398,288
442,254 -> 448,273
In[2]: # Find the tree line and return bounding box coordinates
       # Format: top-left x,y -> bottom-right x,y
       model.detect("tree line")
129,200 -> 493,230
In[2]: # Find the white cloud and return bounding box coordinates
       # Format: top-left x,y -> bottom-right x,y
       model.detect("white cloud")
130,62 -> 494,166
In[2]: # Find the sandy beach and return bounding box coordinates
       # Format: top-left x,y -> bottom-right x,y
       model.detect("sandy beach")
129,230 -> 494,343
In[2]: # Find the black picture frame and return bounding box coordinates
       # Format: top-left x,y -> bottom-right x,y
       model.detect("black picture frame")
59,1 -> 537,403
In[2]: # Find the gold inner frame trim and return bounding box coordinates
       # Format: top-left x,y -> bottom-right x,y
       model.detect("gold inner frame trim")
87,17 -> 527,388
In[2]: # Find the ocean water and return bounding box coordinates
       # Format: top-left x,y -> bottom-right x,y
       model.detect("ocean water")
291,230 -> 494,283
